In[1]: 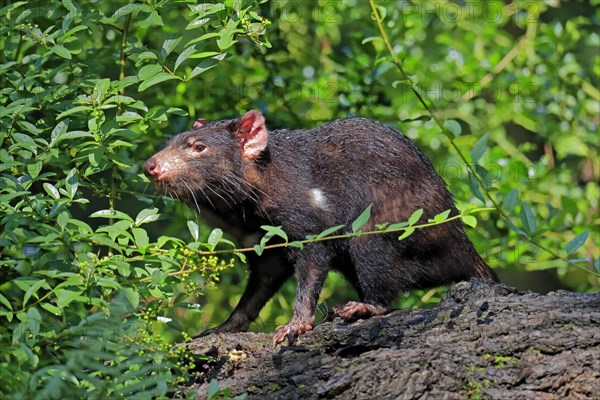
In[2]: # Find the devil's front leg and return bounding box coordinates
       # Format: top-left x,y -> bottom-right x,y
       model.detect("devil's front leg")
273,245 -> 331,345
197,248 -> 291,335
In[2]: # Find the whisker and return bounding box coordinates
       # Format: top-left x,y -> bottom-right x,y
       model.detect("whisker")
223,172 -> 263,203
205,182 -> 233,209
181,179 -> 205,213
214,179 -> 241,205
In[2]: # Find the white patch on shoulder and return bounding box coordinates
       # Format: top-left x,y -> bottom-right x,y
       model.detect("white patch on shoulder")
309,188 -> 328,211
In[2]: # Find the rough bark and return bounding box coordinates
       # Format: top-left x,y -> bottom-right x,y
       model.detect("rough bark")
184,280 -> 600,399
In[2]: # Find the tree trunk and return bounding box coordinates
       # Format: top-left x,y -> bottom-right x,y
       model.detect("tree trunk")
184,279 -> 600,399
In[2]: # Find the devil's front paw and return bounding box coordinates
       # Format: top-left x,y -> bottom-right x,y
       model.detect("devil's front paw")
273,320 -> 313,346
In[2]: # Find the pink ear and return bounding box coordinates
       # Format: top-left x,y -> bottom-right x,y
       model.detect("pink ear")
192,118 -> 208,129
236,110 -> 268,159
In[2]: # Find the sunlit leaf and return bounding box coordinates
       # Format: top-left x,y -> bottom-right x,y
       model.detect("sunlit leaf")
408,209 -> 423,226
352,204 -> 372,232
566,230 -> 589,255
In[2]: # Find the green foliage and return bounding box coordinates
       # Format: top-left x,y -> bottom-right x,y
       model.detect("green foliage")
207,378 -> 247,399
1,0 -> 599,396
0,0 -> 268,397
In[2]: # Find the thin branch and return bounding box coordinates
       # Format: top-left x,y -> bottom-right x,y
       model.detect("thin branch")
197,207 -> 495,256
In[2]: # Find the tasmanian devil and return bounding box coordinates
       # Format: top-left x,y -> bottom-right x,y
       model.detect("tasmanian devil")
143,110 -> 498,344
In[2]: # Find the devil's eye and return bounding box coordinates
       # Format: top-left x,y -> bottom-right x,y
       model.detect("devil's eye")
193,144 -> 207,153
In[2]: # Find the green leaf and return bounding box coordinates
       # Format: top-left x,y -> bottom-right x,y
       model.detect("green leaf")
385,222 -> 409,232
56,106 -> 93,119
253,244 -> 264,256
138,72 -> 179,91
566,230 -> 589,255
50,119 -> 69,146
174,44 -> 198,71
40,302 -> 61,316
317,224 -> 346,239
57,212 -> 69,230
51,45 -> 72,59
175,48 -> 220,71
185,32 -> 221,46
149,285 -> 164,296
594,258 -> 600,273
288,241 -> 304,249
27,161 -> 42,178
139,10 -> 163,28
161,36 -> 182,58
234,252 -> 247,263
208,379 -> 220,396
0,2 -> 27,18
23,279 -> 50,307
187,220 -> 199,241
207,228 -> 223,250
398,227 -> 415,241
27,307 -> 42,338
474,164 -> 492,189
166,107 -> 188,116
189,58 -> 220,79
90,209 -> 134,222
470,132 -> 490,163
188,51 -> 221,60
132,228 -> 149,249
352,204 -> 372,232
137,64 -> 162,80
444,119 -> 462,138
430,209 -> 451,223
122,287 -> 139,309
259,225 -> 288,246
17,120 -> 39,134
65,168 -> 79,199
503,189 -> 519,212
96,277 -> 120,290
467,171 -> 485,203
190,3 -> 226,19
135,208 -> 159,226
96,220 -> 132,239
519,204 -> 537,235
0,292 -> 12,311
89,235 -> 121,251
408,208 -> 424,226
55,289 -> 84,308
216,19 -> 239,50
111,3 -> 147,19
68,218 -> 93,234
58,24 -> 88,41
137,51 -> 157,61
53,130 -> 93,143
362,36 -> 384,45
461,215 -> 477,228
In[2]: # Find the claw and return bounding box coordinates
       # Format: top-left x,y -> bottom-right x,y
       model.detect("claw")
330,301 -> 388,321
273,321 -> 313,346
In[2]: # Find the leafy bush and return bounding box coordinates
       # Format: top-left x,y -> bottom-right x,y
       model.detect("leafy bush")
0,0 -> 598,397
0,0 -> 269,397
